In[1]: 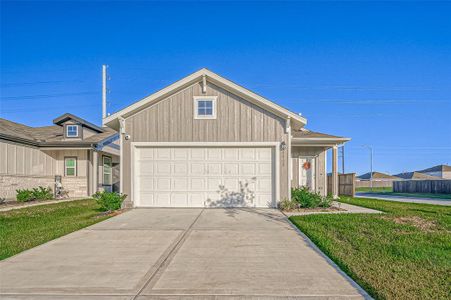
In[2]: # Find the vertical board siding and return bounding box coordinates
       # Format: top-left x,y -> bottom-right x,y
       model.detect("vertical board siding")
122,81 -> 289,202
0,140 -> 55,176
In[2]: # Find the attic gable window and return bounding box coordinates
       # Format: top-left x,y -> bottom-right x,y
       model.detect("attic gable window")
66,125 -> 79,137
194,96 -> 217,119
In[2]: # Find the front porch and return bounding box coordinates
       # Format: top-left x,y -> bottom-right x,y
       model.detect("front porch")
290,130 -> 350,198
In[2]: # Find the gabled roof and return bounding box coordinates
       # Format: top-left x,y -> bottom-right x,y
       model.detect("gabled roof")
417,164 -> 451,173
394,171 -> 442,180
357,172 -> 399,180
0,116 -> 116,147
103,68 -> 307,130
53,113 -> 104,133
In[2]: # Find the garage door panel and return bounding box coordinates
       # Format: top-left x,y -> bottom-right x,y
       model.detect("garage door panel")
135,146 -> 275,208
190,163 -> 205,175
190,178 -> 205,190
239,163 -> 255,175
239,148 -> 255,160
156,178 -> 171,191
173,162 -> 188,175
156,162 -> 171,175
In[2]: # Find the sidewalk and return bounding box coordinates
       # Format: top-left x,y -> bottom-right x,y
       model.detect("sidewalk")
356,193 -> 451,206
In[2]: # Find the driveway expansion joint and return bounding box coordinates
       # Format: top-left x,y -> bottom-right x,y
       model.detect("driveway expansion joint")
131,209 -> 205,299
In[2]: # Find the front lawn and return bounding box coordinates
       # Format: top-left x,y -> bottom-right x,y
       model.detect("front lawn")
289,197 -> 451,300
0,199 -> 113,260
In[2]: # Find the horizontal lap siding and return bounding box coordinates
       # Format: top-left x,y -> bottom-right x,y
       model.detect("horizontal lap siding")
122,81 -> 288,203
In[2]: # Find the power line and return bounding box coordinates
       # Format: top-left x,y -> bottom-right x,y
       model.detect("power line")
1,91 -> 97,100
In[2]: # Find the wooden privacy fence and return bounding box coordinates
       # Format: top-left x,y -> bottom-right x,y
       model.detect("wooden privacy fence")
327,173 -> 356,197
355,180 -> 393,188
393,180 -> 451,194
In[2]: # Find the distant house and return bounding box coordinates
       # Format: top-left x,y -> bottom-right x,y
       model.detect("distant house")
357,172 -> 399,181
416,165 -> 451,179
0,113 -> 120,200
355,172 -> 399,188
394,171 -> 442,180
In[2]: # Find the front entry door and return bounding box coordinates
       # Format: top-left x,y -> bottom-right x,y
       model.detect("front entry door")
299,157 -> 316,192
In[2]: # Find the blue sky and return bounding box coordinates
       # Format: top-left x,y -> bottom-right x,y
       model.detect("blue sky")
1,1 -> 450,175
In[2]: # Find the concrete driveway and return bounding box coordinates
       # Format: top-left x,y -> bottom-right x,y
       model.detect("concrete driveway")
0,208 -> 368,299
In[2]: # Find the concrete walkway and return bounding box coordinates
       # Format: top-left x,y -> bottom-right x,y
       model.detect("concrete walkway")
0,208 -> 369,299
284,202 -> 382,217
356,192 -> 451,206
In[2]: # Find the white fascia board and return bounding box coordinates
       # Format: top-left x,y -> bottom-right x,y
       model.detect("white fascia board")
103,68 -> 307,129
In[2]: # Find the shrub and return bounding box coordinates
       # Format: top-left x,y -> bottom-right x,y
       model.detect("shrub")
93,191 -> 126,211
16,189 -> 35,202
32,186 -> 53,200
278,198 -> 299,210
291,187 -> 333,208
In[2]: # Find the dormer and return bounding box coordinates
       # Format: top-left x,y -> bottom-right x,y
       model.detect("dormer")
53,113 -> 104,141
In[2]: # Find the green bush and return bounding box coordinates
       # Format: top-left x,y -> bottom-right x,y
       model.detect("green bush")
32,186 -> 53,200
16,186 -> 54,202
93,191 -> 126,211
278,198 -> 299,210
16,189 -> 35,202
291,187 -> 333,208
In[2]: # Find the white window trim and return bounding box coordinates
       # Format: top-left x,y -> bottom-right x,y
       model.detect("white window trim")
193,96 -> 217,119
103,155 -> 113,185
66,125 -> 79,137
64,157 -> 77,177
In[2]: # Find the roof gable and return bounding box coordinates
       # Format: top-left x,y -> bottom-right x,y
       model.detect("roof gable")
103,68 -> 307,130
53,113 -> 104,133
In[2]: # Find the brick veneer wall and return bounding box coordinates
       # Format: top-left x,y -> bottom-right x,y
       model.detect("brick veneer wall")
0,175 -> 55,200
61,177 -> 89,198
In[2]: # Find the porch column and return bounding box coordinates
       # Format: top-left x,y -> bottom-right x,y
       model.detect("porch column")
332,145 -> 339,199
92,150 -> 98,193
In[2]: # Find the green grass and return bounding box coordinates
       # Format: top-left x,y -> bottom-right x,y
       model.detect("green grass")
356,186 -> 393,193
289,197 -> 451,300
0,199 -> 112,260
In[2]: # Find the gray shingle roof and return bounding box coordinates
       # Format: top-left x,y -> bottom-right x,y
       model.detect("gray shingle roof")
357,172 -> 399,180
417,165 -> 451,173
0,116 -> 117,146
291,129 -> 345,139
394,172 -> 442,180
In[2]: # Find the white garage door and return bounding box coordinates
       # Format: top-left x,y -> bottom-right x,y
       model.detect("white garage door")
134,146 -> 275,208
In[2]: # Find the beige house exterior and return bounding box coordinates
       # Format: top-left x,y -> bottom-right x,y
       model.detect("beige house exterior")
103,69 -> 349,208
0,114 -> 119,200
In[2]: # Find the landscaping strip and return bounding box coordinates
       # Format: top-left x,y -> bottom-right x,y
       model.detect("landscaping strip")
289,197 -> 451,300
0,199 -> 113,260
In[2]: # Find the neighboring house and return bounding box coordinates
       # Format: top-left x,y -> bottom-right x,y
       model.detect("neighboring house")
417,164 -> 451,179
357,171 -> 399,181
355,171 -> 400,188
394,171 -> 442,180
103,68 -> 349,208
0,113 -> 120,200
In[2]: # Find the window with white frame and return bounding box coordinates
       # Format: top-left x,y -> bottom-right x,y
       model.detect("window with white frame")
103,156 -> 112,185
194,97 -> 217,119
66,125 -> 79,137
65,157 -> 77,176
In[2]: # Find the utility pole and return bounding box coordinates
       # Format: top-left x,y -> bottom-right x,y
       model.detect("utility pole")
362,145 -> 373,192
102,65 -> 108,123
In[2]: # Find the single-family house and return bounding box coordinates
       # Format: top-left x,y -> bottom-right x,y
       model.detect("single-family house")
103,68 -> 350,208
417,164 -> 451,179
394,171 -> 442,180
0,113 -> 120,200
